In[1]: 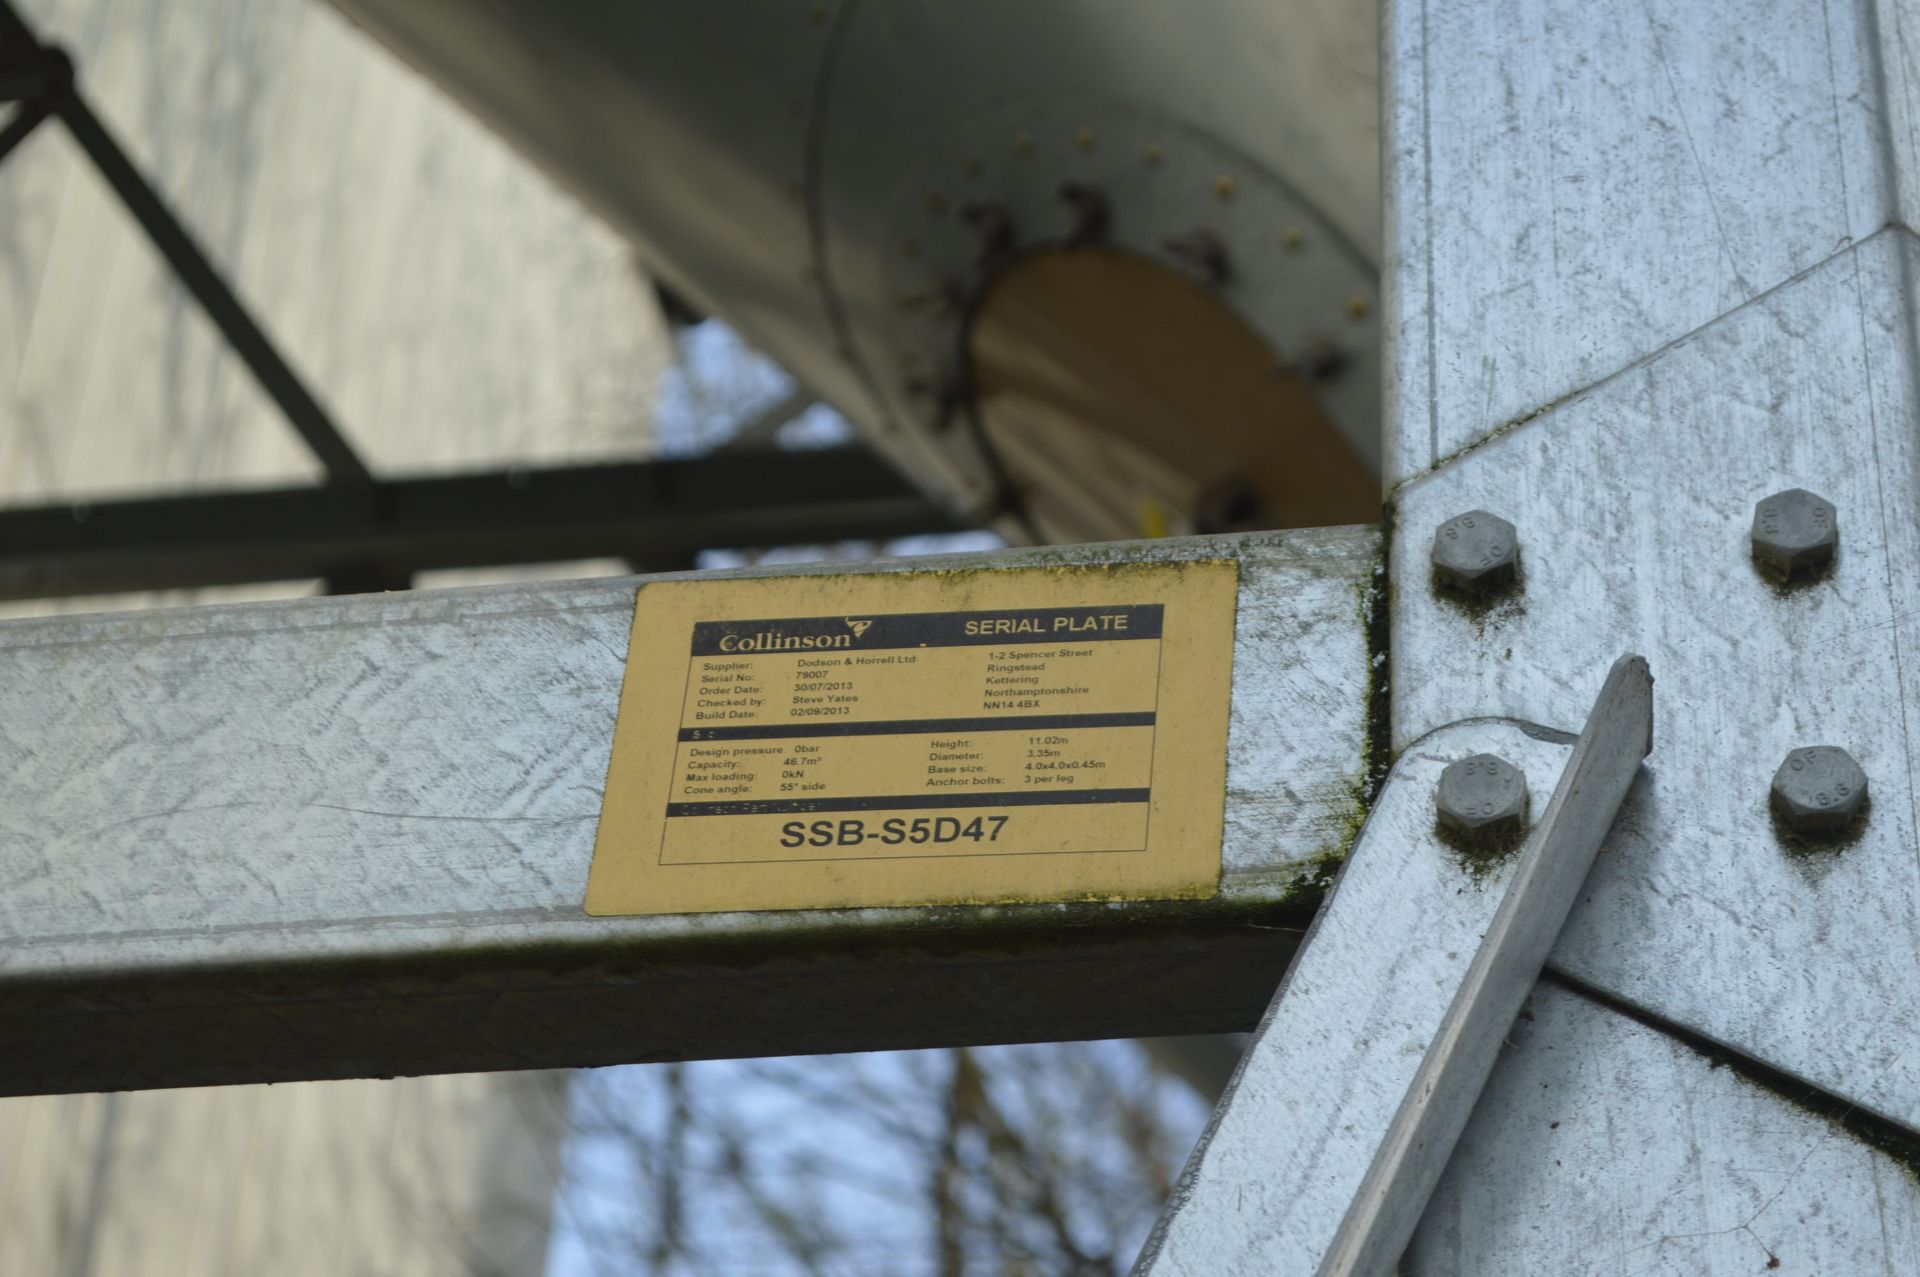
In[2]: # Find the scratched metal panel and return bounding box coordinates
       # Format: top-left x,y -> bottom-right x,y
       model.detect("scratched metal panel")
1138,719 -> 1577,1275
1392,231 -> 1920,1129
1383,0 -> 1890,485
1409,982 -> 1920,1275
0,527 -> 1374,1093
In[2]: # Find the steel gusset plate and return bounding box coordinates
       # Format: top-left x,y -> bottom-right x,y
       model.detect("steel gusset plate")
1141,672 -> 1920,1274
1138,717 -> 1588,1276
1392,229 -> 1920,1135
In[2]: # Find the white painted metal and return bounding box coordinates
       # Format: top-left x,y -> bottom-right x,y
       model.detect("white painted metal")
1412,982 -> 1920,1275
816,0 -> 1383,506
1387,0 -> 1920,1132
319,0 -> 1382,531
317,0 -> 875,458
1322,656 -> 1650,1276
1136,719 -> 1580,1276
0,527 -> 1375,1093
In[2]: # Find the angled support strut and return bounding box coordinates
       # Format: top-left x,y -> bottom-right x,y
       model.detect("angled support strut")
1138,656 -> 1653,1277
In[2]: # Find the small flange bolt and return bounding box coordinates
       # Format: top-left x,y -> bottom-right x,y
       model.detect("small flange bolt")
1436,753 -> 1529,849
1751,488 -> 1837,582
1770,746 -> 1867,836
1432,510 -> 1519,597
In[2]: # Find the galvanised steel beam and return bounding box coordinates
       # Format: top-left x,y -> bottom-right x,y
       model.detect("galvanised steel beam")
0,527 -> 1377,1096
0,448 -> 967,601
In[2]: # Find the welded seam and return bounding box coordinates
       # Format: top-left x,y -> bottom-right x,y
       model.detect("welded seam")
1851,217 -> 1920,918
1863,0 -> 1906,228
1863,0 -> 1920,901
1544,967 -> 1920,1164
1395,223 -> 1920,497
1419,0 -> 1440,474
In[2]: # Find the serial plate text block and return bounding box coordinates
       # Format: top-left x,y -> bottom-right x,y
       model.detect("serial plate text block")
587,561 -> 1238,914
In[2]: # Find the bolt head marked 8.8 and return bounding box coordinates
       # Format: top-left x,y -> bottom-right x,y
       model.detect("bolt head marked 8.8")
1751,488 -> 1837,581
1432,510 -> 1519,596
1436,753 -> 1529,847
1770,746 -> 1868,836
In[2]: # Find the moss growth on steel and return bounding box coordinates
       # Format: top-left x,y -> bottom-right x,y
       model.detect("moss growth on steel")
1433,816 -> 1527,885
1428,558 -> 1529,637
1274,844 -> 1349,915
1360,506 -> 1394,803
1769,795 -> 1872,888
1717,1064 -> 1920,1189
1550,972 -> 1920,1190
1388,390 -> 1582,497
1278,515 -> 1394,918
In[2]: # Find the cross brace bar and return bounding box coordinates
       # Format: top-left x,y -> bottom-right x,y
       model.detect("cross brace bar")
0,447 -> 967,600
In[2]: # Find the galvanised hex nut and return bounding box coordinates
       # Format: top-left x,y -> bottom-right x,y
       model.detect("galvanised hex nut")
1436,753 -> 1529,849
1751,488 -> 1837,581
1770,746 -> 1868,836
1432,510 -> 1519,596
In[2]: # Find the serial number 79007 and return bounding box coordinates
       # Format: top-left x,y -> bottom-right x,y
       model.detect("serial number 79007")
779,815 -> 1009,848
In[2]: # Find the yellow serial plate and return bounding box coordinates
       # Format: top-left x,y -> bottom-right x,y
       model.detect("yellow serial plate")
585,560 -> 1238,915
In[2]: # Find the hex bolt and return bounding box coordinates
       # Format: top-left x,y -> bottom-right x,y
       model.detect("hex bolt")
1769,746 -> 1868,836
1751,488 -> 1837,582
1431,510 -> 1519,597
1436,753 -> 1529,849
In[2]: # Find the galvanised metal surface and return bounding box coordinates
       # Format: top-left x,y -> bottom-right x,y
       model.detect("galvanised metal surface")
1322,657 -> 1650,1277
1136,718 -> 1580,1277
1432,753 -> 1527,847
1409,981 -> 1920,1275
1428,511 -> 1517,599
0,527 -> 1376,1095
1382,0 -> 1900,487
1386,0 -> 1920,1136
1769,746 -> 1869,837
1750,488 -> 1839,584
1392,229 -> 1920,1133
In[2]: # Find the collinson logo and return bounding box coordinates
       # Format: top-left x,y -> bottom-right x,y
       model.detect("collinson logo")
844,618 -> 873,637
717,629 -> 856,652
